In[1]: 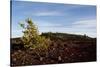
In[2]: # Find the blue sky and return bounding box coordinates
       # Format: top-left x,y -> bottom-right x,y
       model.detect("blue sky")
11,1 -> 96,38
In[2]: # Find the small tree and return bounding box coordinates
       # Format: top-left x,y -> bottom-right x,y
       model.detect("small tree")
19,18 -> 50,51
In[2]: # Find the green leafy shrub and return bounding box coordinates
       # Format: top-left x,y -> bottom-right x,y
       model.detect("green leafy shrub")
19,18 -> 51,52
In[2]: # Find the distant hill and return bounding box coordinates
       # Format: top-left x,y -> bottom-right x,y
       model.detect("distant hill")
41,32 -> 96,41
11,32 -> 96,50
11,32 -> 96,44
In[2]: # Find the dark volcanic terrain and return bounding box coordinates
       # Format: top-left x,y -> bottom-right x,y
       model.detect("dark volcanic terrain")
11,33 -> 96,66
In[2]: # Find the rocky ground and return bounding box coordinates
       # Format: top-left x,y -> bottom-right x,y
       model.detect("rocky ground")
11,33 -> 96,66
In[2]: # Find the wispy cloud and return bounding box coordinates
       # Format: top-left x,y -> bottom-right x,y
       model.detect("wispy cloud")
32,11 -> 64,16
72,19 -> 96,28
37,19 -> 96,37
21,10 -> 65,17
34,20 -> 63,27
70,19 -> 96,37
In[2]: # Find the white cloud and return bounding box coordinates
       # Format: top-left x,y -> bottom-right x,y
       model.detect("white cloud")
22,10 -> 65,17
71,19 -> 97,37
23,11 -> 64,16
33,11 -> 63,16
72,19 -> 96,28
34,20 -> 62,27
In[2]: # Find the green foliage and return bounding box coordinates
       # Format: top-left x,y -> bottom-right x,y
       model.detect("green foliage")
19,18 -> 51,51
